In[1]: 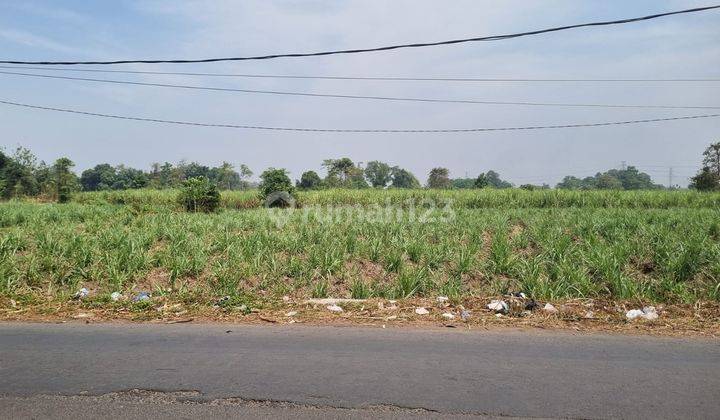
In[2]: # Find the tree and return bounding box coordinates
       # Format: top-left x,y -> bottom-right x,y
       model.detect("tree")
9,147 -> 40,196
322,158 -> 367,188
364,161 -> 392,188
556,176 -> 583,190
238,164 -> 253,190
114,165 -> 148,190
178,176 -> 220,212
322,158 -> 355,186
80,164 -> 116,191
702,141 -> 720,178
556,167 -> 660,190
485,170 -> 513,188
451,178 -> 475,189
390,167 -> 420,189
426,167 -> 451,189
259,168 -> 294,199
209,162 -> 241,190
347,166 -> 369,189
52,157 -> 78,203
606,166 -> 660,190
474,174 -> 489,188
596,173 -> 623,190
297,170 -> 323,190
690,167 -> 719,191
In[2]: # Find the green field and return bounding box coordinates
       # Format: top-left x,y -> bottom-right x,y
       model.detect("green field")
73,188 -> 720,210
1,189 -> 720,305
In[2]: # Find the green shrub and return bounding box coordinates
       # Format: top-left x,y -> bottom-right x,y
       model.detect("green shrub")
259,168 -> 295,207
177,177 -> 220,213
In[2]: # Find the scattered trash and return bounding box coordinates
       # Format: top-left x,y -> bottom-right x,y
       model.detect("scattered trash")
9,299 -> 17,308
326,304 -> 343,313
259,315 -> 278,323
487,300 -> 509,313
386,315 -> 397,320
627,306 -> 659,321
460,309 -> 471,321
415,307 -> 429,315
388,300 -> 397,304
495,313 -> 504,318
286,311 -> 298,317
305,298 -> 365,305
510,291 -> 527,299
643,306 -> 659,320
436,296 -> 449,303
165,318 -> 193,324
73,288 -> 89,300
282,295 -> 291,303
72,312 -> 93,319
626,309 -> 644,320
216,296 -> 230,306
584,311 -> 595,319
133,292 -> 150,302
524,299 -> 539,311
521,310 -> 532,317
542,303 -> 559,314
110,292 -> 122,302
377,301 -> 385,310
238,304 -> 248,313
442,312 -> 455,320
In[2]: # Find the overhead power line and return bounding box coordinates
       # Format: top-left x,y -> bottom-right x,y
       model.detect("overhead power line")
1,70 -> 717,110
1,5 -> 718,65
1,99 -> 718,133
1,65 -> 718,83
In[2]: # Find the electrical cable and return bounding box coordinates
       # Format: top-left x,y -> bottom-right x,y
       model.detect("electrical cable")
1,5 -> 718,65
0,65 -> 717,83
1,98 -> 718,133
1,70 -> 717,110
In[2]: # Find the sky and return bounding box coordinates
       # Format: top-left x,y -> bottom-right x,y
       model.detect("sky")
0,0 -> 718,186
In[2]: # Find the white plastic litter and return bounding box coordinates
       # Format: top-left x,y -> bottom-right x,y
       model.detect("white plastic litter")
415,307 -> 430,315
543,303 -> 559,314
133,292 -> 150,302
626,309 -> 644,320
642,306 -> 659,320
304,298 -> 365,305
436,296 -> 449,303
326,304 -> 343,313
286,311 -> 298,317
442,312 -> 455,320
74,288 -> 89,299
460,309 -> 471,321
487,300 -> 509,313
110,292 -> 122,302
627,306 -> 659,321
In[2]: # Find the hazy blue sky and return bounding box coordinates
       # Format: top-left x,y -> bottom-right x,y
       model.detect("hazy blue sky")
0,0 -> 718,186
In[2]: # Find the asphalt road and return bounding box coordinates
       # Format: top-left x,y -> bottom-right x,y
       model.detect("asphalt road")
0,323 -> 718,419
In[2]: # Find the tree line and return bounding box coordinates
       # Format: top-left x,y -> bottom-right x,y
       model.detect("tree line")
1,142 -> 719,202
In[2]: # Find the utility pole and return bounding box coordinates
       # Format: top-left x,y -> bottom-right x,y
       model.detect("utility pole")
621,161 -> 627,171
668,167 -> 673,189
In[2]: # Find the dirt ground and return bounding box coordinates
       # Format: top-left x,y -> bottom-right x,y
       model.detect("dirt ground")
1,295 -> 718,337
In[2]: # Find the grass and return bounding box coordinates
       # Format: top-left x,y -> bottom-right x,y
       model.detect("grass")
71,188 -> 720,210
1,189 -> 720,307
